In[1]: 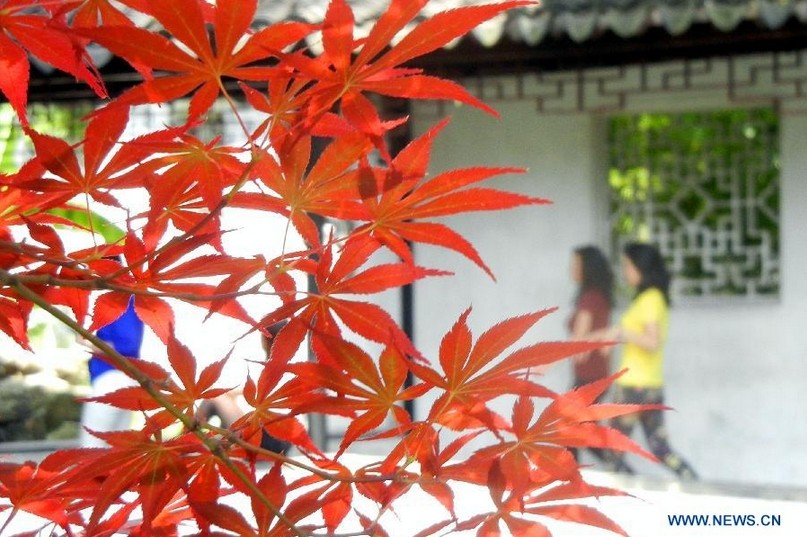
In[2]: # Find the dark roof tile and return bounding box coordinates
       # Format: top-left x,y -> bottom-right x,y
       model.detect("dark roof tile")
260,0 -> 807,47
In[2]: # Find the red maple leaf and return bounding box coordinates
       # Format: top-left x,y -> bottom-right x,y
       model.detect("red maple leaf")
258,236 -> 447,359
276,0 -> 533,142
410,309 -> 606,432
237,134 -> 372,248
81,0 -> 315,119
17,107 -> 148,207
293,334 -> 429,456
351,120 -> 547,278
59,0 -> 150,28
0,461 -> 76,530
0,0 -> 106,125
134,132 -> 248,212
449,460 -> 632,537
45,431 -> 193,534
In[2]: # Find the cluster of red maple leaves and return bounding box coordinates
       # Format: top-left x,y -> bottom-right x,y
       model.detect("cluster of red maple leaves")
0,0 -> 653,535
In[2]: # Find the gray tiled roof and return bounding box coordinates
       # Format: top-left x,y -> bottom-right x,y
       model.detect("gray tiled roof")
35,1 -> 807,74
257,0 -> 807,48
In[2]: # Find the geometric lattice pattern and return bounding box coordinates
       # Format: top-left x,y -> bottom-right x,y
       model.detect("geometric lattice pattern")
608,108 -> 780,300
430,51 -> 807,116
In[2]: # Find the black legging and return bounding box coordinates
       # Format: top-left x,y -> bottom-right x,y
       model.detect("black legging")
606,385 -> 698,479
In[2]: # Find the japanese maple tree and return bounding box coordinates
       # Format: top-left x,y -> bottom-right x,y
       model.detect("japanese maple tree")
0,0 -> 654,535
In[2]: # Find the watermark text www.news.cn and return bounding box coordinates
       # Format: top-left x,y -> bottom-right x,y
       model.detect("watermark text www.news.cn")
668,513 -> 781,528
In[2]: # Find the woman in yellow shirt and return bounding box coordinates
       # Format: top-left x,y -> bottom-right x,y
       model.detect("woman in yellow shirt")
606,242 -> 697,479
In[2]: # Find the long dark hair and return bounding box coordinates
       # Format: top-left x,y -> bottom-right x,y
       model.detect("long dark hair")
574,245 -> 614,307
623,242 -> 671,305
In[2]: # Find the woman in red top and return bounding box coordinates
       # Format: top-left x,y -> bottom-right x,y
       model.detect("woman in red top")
568,246 -> 614,387
568,246 -> 614,463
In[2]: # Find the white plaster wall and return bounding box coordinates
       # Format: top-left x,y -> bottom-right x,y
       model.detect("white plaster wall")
409,103 -> 603,334
407,72 -> 807,488
659,108 -> 807,487
409,101 -> 608,457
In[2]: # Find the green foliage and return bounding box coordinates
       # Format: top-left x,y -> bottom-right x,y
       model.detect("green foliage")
608,108 -> 780,298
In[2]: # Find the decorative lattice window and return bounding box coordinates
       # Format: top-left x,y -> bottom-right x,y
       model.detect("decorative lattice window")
608,108 -> 780,301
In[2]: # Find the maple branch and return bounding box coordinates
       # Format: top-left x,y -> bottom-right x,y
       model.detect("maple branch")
0,240 -> 100,271
0,269 -> 398,532
198,419 -> 411,490
4,270 -> 279,301
1,276 -> 175,418
209,451 -> 308,537
0,270 -> 306,536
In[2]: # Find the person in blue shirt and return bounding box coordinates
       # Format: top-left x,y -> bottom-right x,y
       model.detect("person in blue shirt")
79,295 -> 144,447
